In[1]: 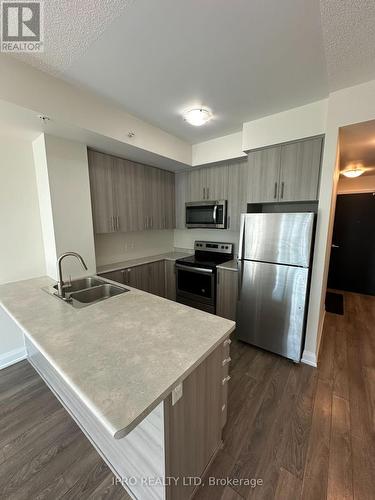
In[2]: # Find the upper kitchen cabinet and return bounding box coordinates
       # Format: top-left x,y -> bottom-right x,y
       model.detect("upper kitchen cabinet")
175,171 -> 188,229
279,136 -> 323,202
245,136 -> 323,204
113,157 -> 145,232
88,150 -> 117,233
227,159 -> 248,231
186,165 -> 228,202
88,150 -> 176,234
205,165 -> 228,200
246,146 -> 282,203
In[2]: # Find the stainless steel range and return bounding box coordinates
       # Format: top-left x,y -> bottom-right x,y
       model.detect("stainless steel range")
176,241 -> 233,314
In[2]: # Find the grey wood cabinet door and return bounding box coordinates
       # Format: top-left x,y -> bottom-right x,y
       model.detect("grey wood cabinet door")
175,172 -> 187,229
164,260 -> 176,301
279,137 -> 323,202
99,269 -> 125,284
216,268 -> 238,320
88,150 -> 117,233
113,158 -> 145,233
205,164 -> 228,200
186,168 -> 206,202
148,261 -> 166,297
162,170 -> 176,229
227,159 -> 248,231
164,342 -> 226,500
245,146 -> 281,203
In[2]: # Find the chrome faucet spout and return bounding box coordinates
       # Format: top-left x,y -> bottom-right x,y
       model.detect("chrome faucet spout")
56,252 -> 88,299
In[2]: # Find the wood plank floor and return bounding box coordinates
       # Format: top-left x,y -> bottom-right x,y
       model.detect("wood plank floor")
195,291 -> 375,500
0,291 -> 374,499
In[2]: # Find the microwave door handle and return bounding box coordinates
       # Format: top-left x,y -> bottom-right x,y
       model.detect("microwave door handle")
213,205 -> 218,223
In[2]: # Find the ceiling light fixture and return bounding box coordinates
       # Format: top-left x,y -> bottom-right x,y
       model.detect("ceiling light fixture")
341,163 -> 365,178
183,107 -> 212,126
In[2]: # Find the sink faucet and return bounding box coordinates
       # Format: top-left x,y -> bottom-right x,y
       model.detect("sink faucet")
56,252 -> 88,299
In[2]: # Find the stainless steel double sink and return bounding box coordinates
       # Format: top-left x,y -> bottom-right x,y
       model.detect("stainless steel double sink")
47,277 -> 129,308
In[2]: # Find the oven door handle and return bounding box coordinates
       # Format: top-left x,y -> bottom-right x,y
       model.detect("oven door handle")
176,264 -> 214,274
213,205 -> 218,223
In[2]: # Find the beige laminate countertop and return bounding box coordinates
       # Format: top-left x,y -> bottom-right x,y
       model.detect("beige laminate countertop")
217,259 -> 239,272
96,250 -> 193,274
0,276 -> 235,439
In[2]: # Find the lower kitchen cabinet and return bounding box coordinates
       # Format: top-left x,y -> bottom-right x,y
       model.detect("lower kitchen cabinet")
164,338 -> 230,500
164,260 -> 176,301
216,268 -> 238,321
100,261 -> 167,298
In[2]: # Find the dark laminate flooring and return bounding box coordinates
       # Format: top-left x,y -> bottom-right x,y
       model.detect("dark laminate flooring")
1,291 -> 375,499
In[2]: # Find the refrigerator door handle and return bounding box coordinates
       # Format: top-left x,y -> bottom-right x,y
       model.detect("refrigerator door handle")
238,214 -> 246,260
237,262 -> 244,300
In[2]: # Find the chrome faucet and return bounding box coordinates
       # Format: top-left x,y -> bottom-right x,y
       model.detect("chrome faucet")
56,252 -> 88,299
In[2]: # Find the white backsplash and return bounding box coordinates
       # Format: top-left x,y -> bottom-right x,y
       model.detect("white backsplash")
173,229 -> 240,256
95,228 -> 240,267
95,230 -> 175,266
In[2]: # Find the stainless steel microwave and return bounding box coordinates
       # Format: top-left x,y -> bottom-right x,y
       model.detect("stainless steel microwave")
185,200 -> 227,229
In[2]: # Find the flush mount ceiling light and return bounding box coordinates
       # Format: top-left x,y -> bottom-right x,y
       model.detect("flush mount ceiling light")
183,107 -> 213,126
341,163 -> 365,178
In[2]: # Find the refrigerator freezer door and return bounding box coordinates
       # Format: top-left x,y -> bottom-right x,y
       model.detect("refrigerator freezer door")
239,213 -> 314,267
236,260 -> 309,362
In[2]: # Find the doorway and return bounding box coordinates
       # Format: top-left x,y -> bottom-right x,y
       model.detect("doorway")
328,192 -> 375,295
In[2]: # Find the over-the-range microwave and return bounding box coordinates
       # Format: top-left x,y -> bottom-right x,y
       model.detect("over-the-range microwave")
185,200 -> 227,229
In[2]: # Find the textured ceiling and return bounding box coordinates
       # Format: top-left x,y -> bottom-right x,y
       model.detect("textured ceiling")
15,0 -> 132,74
340,120 -> 375,175
14,0 -> 328,143
9,0 -> 375,143
320,0 -> 375,91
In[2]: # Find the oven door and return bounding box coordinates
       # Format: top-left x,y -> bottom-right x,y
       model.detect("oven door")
176,263 -> 216,307
185,201 -> 227,229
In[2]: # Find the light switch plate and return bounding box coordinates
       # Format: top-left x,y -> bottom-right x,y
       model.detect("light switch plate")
172,383 -> 183,405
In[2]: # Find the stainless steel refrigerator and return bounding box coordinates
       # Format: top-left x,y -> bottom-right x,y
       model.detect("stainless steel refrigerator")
236,212 -> 315,362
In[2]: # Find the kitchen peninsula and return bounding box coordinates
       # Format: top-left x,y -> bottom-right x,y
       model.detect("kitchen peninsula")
0,276 -> 235,500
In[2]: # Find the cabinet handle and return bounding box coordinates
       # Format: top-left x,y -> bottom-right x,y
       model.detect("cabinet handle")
222,357 -> 231,366
274,182 -> 278,199
281,182 -> 285,199
222,375 -> 231,385
224,339 -> 232,346
217,270 -> 220,285
203,187 -> 206,200
227,215 -> 231,229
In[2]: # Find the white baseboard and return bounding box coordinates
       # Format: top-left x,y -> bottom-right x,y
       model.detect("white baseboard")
0,347 -> 27,370
301,350 -> 317,367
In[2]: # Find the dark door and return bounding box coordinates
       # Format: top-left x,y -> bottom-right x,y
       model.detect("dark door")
328,193 -> 375,295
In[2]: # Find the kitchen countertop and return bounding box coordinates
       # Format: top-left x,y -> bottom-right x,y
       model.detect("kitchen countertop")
217,259 -> 239,272
97,250 -> 193,274
0,276 -> 235,439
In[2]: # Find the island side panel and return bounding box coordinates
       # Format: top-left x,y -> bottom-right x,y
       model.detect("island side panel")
164,338 -> 230,500
25,336 -> 166,500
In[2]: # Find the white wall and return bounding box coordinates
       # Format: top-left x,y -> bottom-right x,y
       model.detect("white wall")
0,136 -> 45,285
192,132 -> 246,166
242,99 -> 328,151
0,134 -> 45,367
337,174 -> 375,193
33,134 -> 97,280
95,230 -> 175,267
0,55 -> 191,166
